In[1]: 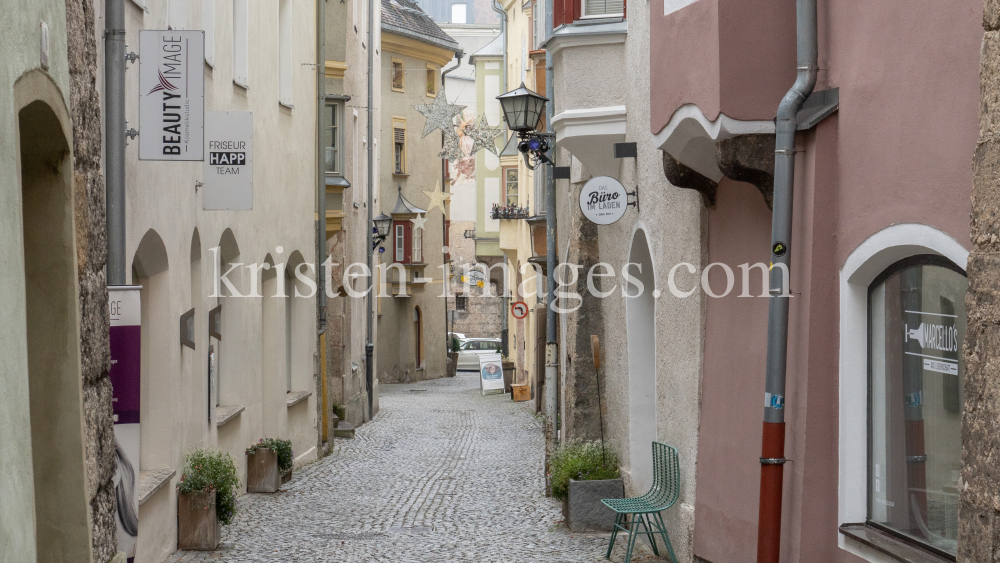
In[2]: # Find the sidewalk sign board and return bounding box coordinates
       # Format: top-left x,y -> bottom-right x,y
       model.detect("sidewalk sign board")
109,286 -> 142,557
479,352 -> 505,395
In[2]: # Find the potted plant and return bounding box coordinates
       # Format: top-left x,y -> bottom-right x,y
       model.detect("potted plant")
246,438 -> 293,491
176,449 -> 240,550
551,440 -> 623,532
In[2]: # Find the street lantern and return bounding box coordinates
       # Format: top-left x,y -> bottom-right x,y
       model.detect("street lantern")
372,212 -> 393,250
498,83 -> 548,134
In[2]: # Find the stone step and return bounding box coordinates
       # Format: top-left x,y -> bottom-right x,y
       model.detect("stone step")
334,421 -> 356,439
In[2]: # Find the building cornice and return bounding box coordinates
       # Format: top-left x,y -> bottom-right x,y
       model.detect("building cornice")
381,30 -> 459,67
325,61 -> 348,79
541,20 -> 627,57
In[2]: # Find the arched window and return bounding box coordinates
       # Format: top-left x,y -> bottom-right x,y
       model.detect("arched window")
867,256 -> 966,557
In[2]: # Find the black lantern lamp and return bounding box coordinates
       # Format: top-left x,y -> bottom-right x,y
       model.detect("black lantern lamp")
372,212 -> 393,251
498,83 -> 554,169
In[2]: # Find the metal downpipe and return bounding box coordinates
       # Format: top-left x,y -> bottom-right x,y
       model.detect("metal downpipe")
317,0 -> 327,336
491,0 -> 508,92
756,0 -> 817,560
365,0 -> 376,420
105,0 -> 126,285
543,0 -> 558,474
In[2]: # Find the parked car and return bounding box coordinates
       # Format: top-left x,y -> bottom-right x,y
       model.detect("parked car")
455,338 -> 502,370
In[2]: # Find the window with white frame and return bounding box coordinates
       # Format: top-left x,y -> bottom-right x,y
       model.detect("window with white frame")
324,103 -> 342,174
412,225 -> 422,263
867,257 -> 966,557
278,0 -> 293,105
395,225 -> 405,262
451,3 -> 467,23
582,0 -> 623,18
203,0 -> 215,65
233,0 -> 249,87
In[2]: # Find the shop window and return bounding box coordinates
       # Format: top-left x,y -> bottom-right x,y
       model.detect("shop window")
392,59 -> 405,91
868,257 -> 967,557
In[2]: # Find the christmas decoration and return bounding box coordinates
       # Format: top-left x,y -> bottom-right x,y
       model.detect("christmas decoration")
413,87 -> 466,138
466,115 -> 504,157
438,129 -> 465,161
422,181 -> 452,213
410,214 -> 428,231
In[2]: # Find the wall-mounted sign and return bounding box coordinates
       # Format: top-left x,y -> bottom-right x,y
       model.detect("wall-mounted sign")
580,176 -> 627,225
139,30 -> 204,161
109,286 -> 141,558
479,352 -> 505,395
203,111 -> 253,210
460,270 -> 486,287
511,301 -> 528,319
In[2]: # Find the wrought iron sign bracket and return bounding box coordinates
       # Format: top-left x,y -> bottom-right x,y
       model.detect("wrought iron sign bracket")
626,185 -> 640,213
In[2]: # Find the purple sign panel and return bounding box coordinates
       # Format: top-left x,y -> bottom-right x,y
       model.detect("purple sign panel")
109,286 -> 141,559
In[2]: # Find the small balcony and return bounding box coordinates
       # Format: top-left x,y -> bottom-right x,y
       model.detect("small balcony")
490,204 -> 531,220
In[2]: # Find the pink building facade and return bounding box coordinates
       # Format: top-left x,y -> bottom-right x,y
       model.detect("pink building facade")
649,0 -> 982,561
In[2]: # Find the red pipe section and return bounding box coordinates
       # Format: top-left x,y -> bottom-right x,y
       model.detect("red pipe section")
757,421 -> 785,563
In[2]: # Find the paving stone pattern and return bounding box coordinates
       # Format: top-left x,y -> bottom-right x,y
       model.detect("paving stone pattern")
166,372 -> 660,562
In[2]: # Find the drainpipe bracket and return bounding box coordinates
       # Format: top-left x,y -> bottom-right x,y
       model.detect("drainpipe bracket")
759,458 -> 787,465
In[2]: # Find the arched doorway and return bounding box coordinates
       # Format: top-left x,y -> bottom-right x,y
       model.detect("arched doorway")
626,228 -> 657,494
414,306 -> 424,368
18,98 -> 94,561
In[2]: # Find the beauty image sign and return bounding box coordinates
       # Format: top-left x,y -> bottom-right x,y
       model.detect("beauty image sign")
138,30 -> 205,161
580,176 -> 627,225
479,352 -> 505,394
109,286 -> 141,557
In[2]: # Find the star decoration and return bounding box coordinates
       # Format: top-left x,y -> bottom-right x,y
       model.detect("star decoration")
410,214 -> 428,231
422,181 -> 452,214
413,86 -> 466,138
466,115 -> 504,157
439,129 -> 465,161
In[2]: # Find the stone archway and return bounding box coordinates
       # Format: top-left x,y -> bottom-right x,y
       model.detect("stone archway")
626,227 -> 657,494
18,98 -> 94,562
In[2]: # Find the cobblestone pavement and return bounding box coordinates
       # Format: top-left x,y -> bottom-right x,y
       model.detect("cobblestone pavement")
167,372 -> 661,562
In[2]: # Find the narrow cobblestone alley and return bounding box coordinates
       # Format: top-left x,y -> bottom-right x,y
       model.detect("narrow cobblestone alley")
166,372 -> 660,562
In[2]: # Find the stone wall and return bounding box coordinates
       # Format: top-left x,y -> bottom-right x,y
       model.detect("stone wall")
65,0 -> 118,560
960,3 -> 1000,559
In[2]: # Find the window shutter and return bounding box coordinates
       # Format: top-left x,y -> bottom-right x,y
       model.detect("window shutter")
583,0 -> 622,16
394,127 -> 405,144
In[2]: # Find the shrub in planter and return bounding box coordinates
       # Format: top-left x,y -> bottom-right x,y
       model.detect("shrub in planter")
176,449 -> 240,550
246,438 -> 293,492
550,441 -> 623,532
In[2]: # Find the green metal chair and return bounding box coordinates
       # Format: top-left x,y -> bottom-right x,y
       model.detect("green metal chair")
602,442 -> 679,563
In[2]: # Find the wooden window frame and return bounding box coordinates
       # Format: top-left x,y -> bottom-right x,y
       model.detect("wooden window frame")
503,166 -> 519,207
324,101 -> 343,175
392,117 -> 407,175
426,64 -> 438,97
391,58 -> 405,92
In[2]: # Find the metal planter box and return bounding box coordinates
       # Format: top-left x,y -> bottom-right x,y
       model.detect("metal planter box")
563,478 -> 624,532
247,448 -> 280,493
177,490 -> 220,550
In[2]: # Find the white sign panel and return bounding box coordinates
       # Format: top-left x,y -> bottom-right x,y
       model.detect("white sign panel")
203,111 -> 253,210
580,176 -> 627,225
139,30 -> 205,160
479,352 -> 505,394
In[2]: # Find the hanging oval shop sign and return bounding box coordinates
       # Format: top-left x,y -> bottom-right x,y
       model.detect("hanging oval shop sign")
580,176 -> 628,225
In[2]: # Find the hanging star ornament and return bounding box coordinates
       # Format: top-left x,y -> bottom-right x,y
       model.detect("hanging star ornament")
414,86 -> 466,138
422,181 -> 452,213
439,129 -> 465,161
410,213 -> 428,231
466,115 -> 504,157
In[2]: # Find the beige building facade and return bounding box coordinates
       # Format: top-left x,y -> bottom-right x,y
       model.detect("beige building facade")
93,0 -> 321,560
377,0 -> 460,383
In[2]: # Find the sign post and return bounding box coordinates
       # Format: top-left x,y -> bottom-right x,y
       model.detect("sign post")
203,111 -> 254,210
109,286 -> 142,558
138,30 -> 205,161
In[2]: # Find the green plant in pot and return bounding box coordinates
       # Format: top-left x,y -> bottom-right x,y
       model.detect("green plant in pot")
246,438 -> 293,491
176,449 -> 239,550
550,441 -> 624,533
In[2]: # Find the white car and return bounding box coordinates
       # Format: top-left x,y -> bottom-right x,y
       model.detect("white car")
455,338 -> 502,370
